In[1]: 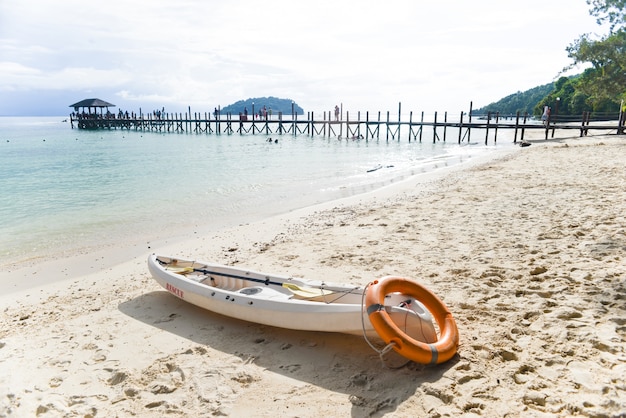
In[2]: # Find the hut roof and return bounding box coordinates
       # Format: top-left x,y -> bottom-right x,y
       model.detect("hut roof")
69,98 -> 116,108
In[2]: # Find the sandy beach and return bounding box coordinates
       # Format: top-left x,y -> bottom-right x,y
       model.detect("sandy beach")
1,132 -> 625,417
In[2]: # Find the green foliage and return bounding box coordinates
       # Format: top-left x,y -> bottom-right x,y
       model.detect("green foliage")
474,74 -> 621,117
586,0 -> 626,31
478,1 -> 625,117
566,29 -> 626,105
473,83 -> 555,116
535,74 -> 622,116
220,97 -> 304,116
534,77 -> 576,116
564,0 -> 626,108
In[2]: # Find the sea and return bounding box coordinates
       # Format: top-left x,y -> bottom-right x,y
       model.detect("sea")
0,116 -> 515,270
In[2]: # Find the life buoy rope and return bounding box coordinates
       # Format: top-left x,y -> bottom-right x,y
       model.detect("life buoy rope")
365,276 -> 459,365
360,283 -> 406,369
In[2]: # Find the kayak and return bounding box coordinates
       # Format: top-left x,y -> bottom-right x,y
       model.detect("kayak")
147,254 -> 436,340
148,254 -> 459,364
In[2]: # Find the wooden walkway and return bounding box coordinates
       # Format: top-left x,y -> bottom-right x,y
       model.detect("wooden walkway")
70,104 -> 625,144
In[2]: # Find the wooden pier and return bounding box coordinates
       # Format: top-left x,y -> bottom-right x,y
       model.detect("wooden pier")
70,102 -> 625,144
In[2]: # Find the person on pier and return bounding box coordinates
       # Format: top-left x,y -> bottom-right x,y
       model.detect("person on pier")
541,106 -> 550,126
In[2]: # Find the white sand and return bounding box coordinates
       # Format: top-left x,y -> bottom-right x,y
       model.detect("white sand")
1,132 -> 625,417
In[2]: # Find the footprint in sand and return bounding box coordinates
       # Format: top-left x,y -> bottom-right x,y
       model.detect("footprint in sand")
49,376 -> 64,388
349,372 -> 371,387
554,307 -> 583,320
523,391 -> 547,407
513,364 -> 535,384
463,402 -> 486,413
457,374 -> 484,384
231,371 -> 256,386
145,400 -> 165,409
279,364 -> 301,373
422,384 -> 454,404
498,349 -> 519,362
92,350 -> 107,362
107,370 -> 128,386
154,313 -> 180,324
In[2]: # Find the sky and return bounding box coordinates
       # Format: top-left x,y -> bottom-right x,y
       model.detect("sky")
0,0 -> 610,116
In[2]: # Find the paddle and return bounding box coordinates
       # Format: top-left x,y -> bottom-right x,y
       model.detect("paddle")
282,282 -> 335,298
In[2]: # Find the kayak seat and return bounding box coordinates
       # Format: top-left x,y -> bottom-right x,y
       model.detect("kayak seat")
238,286 -> 292,300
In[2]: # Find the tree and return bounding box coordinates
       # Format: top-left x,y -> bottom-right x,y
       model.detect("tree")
587,0 -> 626,31
473,83 -> 555,116
534,74 -> 618,116
565,0 -> 626,108
534,77 -> 576,117
566,30 -> 626,105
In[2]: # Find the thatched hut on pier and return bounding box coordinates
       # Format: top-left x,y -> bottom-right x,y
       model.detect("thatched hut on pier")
69,98 -> 115,115
69,98 -> 117,129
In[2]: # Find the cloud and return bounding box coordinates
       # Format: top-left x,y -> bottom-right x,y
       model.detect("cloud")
0,0 -> 610,116
0,62 -> 131,91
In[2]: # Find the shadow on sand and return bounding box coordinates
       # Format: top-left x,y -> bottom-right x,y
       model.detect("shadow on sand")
119,290 -> 458,417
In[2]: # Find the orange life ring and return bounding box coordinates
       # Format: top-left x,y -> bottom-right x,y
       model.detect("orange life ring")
365,276 -> 459,365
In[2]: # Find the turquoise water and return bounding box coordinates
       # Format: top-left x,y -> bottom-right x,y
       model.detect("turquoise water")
0,116 -> 511,268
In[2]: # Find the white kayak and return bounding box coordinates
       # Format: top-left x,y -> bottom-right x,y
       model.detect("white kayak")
147,254 -> 437,342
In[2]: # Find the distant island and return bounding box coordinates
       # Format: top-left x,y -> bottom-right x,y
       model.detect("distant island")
220,97 -> 303,116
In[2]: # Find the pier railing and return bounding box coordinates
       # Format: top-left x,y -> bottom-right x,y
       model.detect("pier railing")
69,103 -> 625,143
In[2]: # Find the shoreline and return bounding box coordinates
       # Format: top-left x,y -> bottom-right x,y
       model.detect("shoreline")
0,137 -> 511,296
0,119 -> 509,283
1,132 -> 624,417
